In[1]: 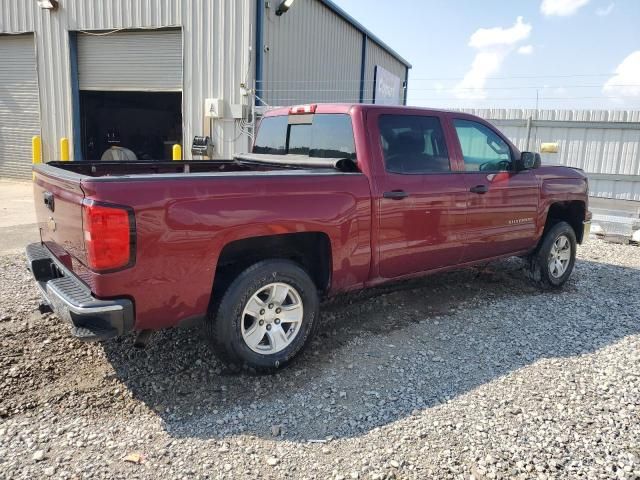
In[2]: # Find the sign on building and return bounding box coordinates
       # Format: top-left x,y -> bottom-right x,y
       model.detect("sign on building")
373,65 -> 402,105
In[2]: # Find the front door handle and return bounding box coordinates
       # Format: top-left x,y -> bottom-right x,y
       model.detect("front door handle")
383,190 -> 409,200
469,184 -> 489,194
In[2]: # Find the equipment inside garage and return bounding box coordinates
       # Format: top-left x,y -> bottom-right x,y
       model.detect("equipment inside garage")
0,34 -> 40,179
76,29 -> 182,161
80,91 -> 181,161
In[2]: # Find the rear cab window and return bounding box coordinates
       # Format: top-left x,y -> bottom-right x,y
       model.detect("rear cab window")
253,114 -> 356,160
378,115 -> 451,174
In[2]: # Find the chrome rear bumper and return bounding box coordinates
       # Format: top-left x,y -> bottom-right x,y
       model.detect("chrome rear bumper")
26,243 -> 133,341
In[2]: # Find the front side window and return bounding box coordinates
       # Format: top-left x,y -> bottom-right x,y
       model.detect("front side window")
453,119 -> 512,172
253,114 -> 356,160
378,115 -> 450,174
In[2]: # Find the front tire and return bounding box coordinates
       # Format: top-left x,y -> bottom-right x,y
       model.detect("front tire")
527,221 -> 577,289
205,259 -> 320,372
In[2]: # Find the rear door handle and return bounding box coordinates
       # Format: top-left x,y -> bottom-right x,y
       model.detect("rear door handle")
383,190 -> 409,200
469,185 -> 489,194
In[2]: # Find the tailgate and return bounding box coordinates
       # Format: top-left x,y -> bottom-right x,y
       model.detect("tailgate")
33,168 -> 87,268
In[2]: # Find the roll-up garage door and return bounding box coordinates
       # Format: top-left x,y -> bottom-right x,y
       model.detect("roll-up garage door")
0,34 -> 40,180
77,30 -> 182,91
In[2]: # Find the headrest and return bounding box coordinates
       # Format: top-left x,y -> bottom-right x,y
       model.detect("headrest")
390,130 -> 425,155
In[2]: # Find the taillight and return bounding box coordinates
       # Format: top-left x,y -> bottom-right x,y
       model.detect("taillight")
82,200 -> 135,272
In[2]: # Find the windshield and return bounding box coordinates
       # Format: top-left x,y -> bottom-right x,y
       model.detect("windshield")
253,114 -> 356,160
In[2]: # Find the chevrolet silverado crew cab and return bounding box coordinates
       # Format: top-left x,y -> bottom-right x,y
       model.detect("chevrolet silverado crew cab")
27,104 -> 591,371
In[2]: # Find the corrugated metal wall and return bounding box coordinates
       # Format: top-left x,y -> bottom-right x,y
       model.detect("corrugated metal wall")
262,0 -> 362,106
261,0 -> 409,107
363,38 -> 407,104
463,109 -> 640,201
63,0 -> 182,30
0,0 -> 36,32
0,0 -> 253,161
182,0 -> 254,159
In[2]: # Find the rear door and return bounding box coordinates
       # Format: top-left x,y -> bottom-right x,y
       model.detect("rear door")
369,110 -> 467,279
449,117 -> 539,262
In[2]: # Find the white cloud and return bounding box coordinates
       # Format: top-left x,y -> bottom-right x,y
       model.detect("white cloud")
468,16 -> 532,48
603,51 -> 640,98
455,52 -> 504,99
596,2 -> 614,16
517,45 -> 534,55
454,17 -> 532,99
541,0 -> 590,16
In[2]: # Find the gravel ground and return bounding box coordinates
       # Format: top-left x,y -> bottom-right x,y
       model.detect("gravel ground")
0,239 -> 639,479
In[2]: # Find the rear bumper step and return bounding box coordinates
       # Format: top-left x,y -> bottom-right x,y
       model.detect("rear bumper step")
26,243 -> 134,342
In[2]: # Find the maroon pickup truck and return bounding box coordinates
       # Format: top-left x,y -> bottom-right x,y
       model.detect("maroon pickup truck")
27,104 -> 591,371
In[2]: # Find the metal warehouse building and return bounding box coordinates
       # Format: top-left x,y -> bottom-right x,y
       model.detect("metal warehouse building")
0,0 -> 410,179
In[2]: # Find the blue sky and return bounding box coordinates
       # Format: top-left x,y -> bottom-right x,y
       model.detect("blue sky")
333,0 -> 640,109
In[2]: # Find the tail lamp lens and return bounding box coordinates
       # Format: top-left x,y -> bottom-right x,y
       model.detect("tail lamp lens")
82,201 -> 133,271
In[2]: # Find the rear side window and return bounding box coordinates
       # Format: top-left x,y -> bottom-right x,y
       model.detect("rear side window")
453,119 -> 512,172
253,114 -> 356,160
378,115 -> 450,174
252,115 -> 288,155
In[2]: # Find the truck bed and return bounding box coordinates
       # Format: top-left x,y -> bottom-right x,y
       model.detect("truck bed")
44,155 -> 356,180
44,160 -> 273,178
31,158 -> 371,331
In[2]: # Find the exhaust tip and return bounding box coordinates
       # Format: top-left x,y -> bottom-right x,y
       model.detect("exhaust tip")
133,330 -> 153,349
38,303 -> 53,314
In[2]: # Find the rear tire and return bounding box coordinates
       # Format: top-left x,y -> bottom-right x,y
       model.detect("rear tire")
527,221 -> 577,289
205,259 -> 320,372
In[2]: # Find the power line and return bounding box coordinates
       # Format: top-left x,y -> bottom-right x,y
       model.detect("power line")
260,84 -> 639,93
409,73 -> 619,81
261,95 -> 640,100
256,73 -> 619,83
405,96 -> 640,101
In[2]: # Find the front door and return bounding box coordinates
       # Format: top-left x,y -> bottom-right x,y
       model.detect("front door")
371,112 -> 468,279
450,117 -> 539,262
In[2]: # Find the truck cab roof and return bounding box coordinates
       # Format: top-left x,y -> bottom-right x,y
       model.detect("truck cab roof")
263,103 -> 456,117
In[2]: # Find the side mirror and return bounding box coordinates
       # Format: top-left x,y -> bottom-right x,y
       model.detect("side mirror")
515,152 -> 541,171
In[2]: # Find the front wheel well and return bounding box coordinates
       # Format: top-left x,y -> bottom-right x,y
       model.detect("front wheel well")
544,201 -> 586,243
211,232 -> 332,307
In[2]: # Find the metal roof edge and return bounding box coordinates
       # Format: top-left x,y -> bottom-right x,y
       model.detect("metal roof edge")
318,0 -> 412,68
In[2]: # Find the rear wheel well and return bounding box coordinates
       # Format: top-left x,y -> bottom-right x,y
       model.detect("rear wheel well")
545,201 -> 586,243
211,232 -> 332,307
